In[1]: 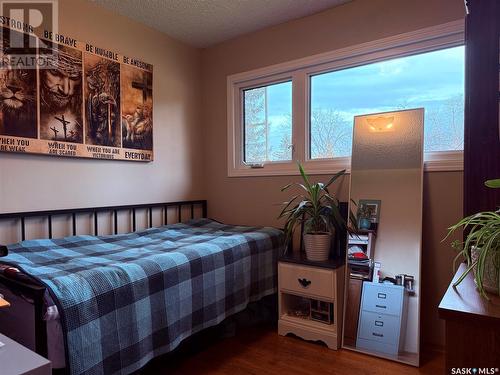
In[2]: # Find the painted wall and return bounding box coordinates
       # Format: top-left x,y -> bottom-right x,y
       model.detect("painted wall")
201,0 -> 465,348
0,0 -> 204,215
0,0 -> 465,350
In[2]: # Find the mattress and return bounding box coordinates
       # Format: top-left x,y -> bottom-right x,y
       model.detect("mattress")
0,219 -> 283,374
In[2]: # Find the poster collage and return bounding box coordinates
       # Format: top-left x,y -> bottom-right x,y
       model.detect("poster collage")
0,23 -> 153,161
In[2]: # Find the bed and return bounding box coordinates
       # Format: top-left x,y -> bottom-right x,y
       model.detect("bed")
0,201 -> 283,375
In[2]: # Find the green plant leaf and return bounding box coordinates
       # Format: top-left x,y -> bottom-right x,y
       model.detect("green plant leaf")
445,208 -> 500,297
485,179 -> 500,189
297,162 -> 312,191
278,195 -> 300,218
453,261 -> 477,288
279,163 -> 347,244
324,169 -> 346,189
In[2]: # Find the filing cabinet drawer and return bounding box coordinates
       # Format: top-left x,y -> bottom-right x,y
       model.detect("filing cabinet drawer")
278,262 -> 335,300
361,282 -> 403,316
357,310 -> 400,345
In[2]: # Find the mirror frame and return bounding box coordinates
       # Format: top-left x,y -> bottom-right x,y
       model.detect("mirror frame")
341,108 -> 424,367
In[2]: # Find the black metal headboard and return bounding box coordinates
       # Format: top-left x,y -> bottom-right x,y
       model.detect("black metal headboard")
0,200 -> 207,253
0,199 -> 207,358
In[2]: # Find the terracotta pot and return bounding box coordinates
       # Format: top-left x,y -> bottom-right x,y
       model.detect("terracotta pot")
471,247 -> 499,294
304,232 -> 331,261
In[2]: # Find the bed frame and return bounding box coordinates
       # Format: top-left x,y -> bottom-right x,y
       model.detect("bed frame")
0,199 -> 207,359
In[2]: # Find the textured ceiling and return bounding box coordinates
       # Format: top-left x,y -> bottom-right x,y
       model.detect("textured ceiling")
89,0 -> 351,48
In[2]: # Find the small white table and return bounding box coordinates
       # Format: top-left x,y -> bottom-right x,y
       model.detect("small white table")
277,255 -> 345,350
0,333 -> 51,375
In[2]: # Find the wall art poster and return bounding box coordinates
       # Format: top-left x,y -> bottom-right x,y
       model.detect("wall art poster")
0,21 -> 154,162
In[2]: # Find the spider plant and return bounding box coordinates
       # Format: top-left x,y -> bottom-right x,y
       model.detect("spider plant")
444,178 -> 500,297
278,162 -> 347,252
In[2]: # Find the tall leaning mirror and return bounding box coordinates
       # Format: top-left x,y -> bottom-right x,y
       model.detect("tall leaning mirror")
342,108 -> 424,366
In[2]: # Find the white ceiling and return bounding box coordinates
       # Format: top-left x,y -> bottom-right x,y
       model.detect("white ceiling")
89,0 -> 351,48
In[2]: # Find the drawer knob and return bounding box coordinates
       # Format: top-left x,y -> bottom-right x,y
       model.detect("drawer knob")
375,304 -> 387,309
298,278 -> 311,288
372,332 -> 384,338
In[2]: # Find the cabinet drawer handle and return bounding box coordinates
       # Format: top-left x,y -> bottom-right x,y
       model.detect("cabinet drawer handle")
375,320 -> 384,327
375,304 -> 386,309
298,278 -> 311,288
377,293 -> 387,299
372,332 -> 384,338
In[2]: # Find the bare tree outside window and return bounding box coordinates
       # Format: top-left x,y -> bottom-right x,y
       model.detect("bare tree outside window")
244,87 -> 266,163
424,94 -> 464,151
272,116 -> 293,161
309,46 -> 464,158
240,46 -> 463,168
244,81 -> 292,163
310,109 -> 352,158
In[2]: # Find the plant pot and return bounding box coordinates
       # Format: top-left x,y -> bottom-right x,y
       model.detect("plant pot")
471,247 -> 499,294
304,232 -> 331,261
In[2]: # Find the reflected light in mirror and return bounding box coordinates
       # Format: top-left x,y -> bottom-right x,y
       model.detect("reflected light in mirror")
367,116 -> 395,133
352,108 -> 424,171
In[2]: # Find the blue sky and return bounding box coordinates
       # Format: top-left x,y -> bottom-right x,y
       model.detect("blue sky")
310,46 -> 464,119
248,46 -> 465,160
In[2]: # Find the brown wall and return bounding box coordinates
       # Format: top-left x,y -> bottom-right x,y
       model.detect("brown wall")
201,0 -> 465,347
0,0 -> 204,215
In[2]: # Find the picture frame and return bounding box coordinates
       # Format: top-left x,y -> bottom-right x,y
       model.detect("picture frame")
358,199 -> 381,225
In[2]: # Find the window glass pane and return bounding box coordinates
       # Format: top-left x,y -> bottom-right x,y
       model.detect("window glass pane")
244,81 -> 292,163
309,46 -> 464,159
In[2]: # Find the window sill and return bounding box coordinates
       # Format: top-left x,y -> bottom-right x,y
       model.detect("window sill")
227,152 -> 463,177
423,150 -> 463,172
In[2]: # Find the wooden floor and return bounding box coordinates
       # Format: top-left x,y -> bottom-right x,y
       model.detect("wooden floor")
143,326 -> 444,375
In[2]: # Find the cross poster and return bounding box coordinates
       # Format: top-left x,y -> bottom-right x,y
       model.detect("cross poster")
0,22 -> 154,162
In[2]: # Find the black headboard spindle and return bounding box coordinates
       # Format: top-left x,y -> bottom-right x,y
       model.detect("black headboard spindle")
0,200 -> 207,251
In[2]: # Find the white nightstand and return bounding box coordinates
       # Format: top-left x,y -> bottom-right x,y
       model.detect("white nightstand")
277,253 -> 344,349
0,333 -> 51,375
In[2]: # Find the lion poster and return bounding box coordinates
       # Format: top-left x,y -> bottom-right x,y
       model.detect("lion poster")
0,27 -> 38,139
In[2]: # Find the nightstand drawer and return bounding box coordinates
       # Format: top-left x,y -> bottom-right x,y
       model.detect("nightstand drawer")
279,262 -> 335,300
357,310 -> 400,345
361,282 -> 403,316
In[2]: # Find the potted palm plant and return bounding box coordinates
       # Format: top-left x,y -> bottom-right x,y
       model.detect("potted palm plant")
445,179 -> 500,297
278,163 -> 346,261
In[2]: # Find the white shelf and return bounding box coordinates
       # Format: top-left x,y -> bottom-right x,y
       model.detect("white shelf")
280,313 -> 337,332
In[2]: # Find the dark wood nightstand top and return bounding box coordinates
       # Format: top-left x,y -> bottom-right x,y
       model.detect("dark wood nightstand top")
439,263 -> 500,325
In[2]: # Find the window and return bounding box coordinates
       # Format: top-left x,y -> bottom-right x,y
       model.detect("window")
309,46 -> 464,159
227,20 -> 465,177
243,81 -> 292,163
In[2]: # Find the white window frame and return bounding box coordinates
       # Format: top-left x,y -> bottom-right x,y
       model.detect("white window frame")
227,20 -> 465,177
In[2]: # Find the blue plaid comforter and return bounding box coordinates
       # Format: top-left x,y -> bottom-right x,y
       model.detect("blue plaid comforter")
1,219 -> 282,375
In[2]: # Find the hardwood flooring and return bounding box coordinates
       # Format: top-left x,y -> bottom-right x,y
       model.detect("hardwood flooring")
143,326 -> 444,375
